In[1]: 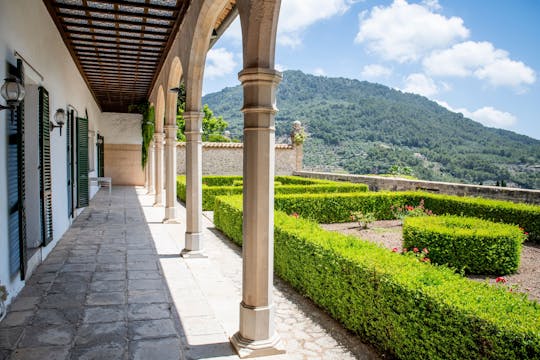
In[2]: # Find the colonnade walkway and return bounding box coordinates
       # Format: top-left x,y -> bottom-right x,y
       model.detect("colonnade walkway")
0,187 -> 380,360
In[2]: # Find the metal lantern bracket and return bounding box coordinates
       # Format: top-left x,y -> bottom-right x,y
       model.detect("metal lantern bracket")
50,108 -> 66,136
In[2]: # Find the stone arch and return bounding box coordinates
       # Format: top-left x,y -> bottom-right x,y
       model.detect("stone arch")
166,56 -> 182,126
155,85 -> 165,132
181,0 -> 231,112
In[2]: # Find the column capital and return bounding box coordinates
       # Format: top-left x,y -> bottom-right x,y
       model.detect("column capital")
238,67 -> 282,85
183,111 -> 203,122
164,124 -> 178,131
164,125 -> 177,139
153,132 -> 165,142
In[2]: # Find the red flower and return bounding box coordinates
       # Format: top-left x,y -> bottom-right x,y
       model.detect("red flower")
413,247 -> 419,253
422,248 -> 429,254
392,247 -> 398,252
406,205 -> 414,211
290,212 -> 299,218
495,277 -> 507,283
422,258 -> 430,263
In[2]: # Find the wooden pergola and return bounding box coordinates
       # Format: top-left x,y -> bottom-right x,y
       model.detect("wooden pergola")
43,0 -> 236,112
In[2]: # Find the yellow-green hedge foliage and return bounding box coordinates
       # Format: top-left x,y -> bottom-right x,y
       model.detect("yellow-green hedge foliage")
213,195 -> 540,360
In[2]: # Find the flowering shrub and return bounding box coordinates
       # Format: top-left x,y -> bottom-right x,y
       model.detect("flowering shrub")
391,199 -> 433,220
401,247 -> 431,263
350,211 -> 376,229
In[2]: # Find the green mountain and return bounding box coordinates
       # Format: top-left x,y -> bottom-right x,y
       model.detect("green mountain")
203,70 -> 540,189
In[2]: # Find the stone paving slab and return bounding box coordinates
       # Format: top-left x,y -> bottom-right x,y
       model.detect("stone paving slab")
0,187 -> 382,360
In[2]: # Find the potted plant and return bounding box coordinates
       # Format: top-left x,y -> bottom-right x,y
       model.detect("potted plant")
0,285 -> 7,322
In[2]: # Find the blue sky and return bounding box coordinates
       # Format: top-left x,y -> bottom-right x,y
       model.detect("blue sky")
203,0 -> 540,140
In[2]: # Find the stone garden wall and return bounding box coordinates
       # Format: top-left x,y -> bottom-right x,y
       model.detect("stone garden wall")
294,171 -> 540,205
177,142 -> 300,175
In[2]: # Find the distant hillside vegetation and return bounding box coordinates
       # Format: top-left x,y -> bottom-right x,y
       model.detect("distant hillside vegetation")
203,70 -> 540,189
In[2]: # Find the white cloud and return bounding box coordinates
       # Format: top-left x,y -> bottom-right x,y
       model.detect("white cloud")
278,0 -> 354,47
222,18 -> 242,45
275,64 -> 287,72
422,0 -> 442,11
424,41 -> 536,89
205,47 -> 237,78
436,101 -> 517,129
224,2 -> 354,48
313,67 -> 326,76
355,0 -> 469,62
467,107 -> 518,128
475,58 -> 536,88
361,64 -> 392,79
402,73 -> 438,97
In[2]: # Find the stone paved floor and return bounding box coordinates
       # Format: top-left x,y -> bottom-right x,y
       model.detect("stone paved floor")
0,187 -> 381,360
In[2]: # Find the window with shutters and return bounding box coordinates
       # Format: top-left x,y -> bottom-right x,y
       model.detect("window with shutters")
77,117 -> 89,208
39,87 -> 53,246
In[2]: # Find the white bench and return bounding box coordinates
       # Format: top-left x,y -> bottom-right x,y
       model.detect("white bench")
90,176 -> 112,195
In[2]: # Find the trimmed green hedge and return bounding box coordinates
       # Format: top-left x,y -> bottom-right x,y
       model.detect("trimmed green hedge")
177,175 -> 369,210
273,192 -> 540,243
232,180 -> 283,187
403,216 -> 526,275
213,195 -> 540,360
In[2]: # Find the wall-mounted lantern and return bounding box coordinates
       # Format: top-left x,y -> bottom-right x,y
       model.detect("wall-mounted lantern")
50,108 -> 66,135
0,76 -> 25,111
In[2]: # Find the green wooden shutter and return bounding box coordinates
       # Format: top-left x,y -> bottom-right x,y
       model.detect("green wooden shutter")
7,59 -> 27,279
77,117 -> 89,207
67,110 -> 72,217
7,84 -> 21,277
39,87 -> 53,246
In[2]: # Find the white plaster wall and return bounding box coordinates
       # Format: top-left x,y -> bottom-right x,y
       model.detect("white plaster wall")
0,0 -> 101,303
99,113 -> 142,145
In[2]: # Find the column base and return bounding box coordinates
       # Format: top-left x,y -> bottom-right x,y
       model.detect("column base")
180,249 -> 207,259
230,332 -> 286,358
181,232 -> 205,258
163,207 -> 179,223
184,232 -> 202,250
163,218 -> 181,224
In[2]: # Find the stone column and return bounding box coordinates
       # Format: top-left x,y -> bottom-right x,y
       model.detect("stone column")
147,141 -> 155,194
231,67 -> 284,357
164,124 -> 179,222
181,111 -> 204,256
153,132 -> 164,206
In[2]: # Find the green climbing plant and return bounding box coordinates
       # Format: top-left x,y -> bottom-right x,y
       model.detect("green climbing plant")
129,102 -> 155,169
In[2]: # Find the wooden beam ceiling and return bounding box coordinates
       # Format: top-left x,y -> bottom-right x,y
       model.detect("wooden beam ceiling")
43,0 -> 237,113
43,0 -> 189,112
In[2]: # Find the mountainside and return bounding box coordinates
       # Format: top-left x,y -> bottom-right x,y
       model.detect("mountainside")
203,70 -> 540,189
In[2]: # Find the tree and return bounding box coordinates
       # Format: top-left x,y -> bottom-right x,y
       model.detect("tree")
175,82 -> 231,142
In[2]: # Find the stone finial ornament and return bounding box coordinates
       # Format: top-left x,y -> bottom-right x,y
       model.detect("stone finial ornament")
290,120 -> 306,146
